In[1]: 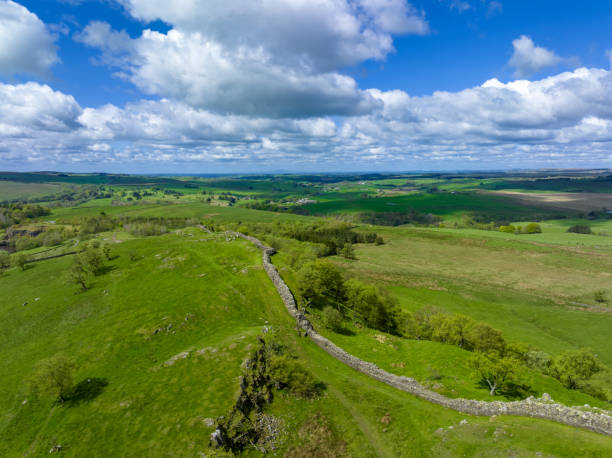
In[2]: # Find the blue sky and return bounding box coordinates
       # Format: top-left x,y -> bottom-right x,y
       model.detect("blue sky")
1,0 -> 611,173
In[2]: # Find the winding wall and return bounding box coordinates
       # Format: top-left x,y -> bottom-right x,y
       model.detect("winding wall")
231,231 -> 612,437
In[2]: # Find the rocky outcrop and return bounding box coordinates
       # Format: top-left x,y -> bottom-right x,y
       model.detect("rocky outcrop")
231,231 -> 612,436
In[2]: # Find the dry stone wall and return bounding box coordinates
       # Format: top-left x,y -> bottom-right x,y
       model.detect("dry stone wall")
231,232 -> 612,437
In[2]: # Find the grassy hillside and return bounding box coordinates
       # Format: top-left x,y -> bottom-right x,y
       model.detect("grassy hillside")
2,226 -> 611,456
2,173 -> 612,456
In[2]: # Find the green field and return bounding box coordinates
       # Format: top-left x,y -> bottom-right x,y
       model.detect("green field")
1,171 -> 612,456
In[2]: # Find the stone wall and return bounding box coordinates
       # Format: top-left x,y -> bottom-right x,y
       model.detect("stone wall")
232,232 -> 612,437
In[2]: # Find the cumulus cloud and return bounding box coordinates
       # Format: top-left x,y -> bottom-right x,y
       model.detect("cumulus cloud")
78,0 -> 427,118
2,67 -> 612,169
0,0 -> 59,77
509,35 -> 562,77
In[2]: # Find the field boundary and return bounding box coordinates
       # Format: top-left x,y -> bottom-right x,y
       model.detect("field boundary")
228,230 -> 612,437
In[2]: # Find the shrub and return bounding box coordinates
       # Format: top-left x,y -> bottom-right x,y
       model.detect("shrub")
524,223 -> 542,234
0,250 -> 10,269
567,225 -> 592,234
323,306 -> 343,332
297,260 -> 346,309
13,253 -> 29,271
345,279 -> 399,333
431,314 -> 474,348
548,349 -> 603,389
268,354 -> 323,399
340,242 -> 356,260
525,350 -> 551,372
499,225 -> 516,233
464,322 -> 506,354
593,289 -> 607,304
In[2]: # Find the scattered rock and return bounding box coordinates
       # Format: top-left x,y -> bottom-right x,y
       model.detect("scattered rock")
164,351 -> 190,366
541,393 -> 552,402
375,334 -> 388,344
210,428 -> 224,448
21,399 -> 27,405
167,324 -> 173,331
380,413 -> 391,425
22,301 -> 28,307
203,418 -> 215,427
460,419 -> 468,425
49,445 -> 63,453
34,297 -> 40,301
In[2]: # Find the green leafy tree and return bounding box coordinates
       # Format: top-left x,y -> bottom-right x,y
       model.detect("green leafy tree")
524,223 -> 542,234
340,242 -> 356,260
465,322 -> 506,354
323,306 -> 343,332
548,348 -> 603,389
470,352 -> 519,396
29,354 -> 76,403
297,260 -> 345,309
13,253 -> 29,271
68,248 -> 105,290
0,250 -> 10,270
432,314 -> 474,348
345,279 -> 399,333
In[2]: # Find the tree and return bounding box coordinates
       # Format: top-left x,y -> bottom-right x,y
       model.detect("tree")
432,314 -> 473,348
548,349 -> 603,389
524,223 -> 542,234
323,306 -> 343,332
29,354 -> 76,403
345,279 -> 399,333
68,248 -> 105,290
0,250 -> 10,270
499,225 -> 516,234
465,322 -> 506,354
297,260 -> 345,309
13,253 -> 29,271
470,352 -> 519,396
341,242 -> 356,259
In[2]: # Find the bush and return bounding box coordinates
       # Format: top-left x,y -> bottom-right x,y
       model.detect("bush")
499,225 -> 516,234
593,289 -> 607,304
525,350 -> 551,372
323,306 -> 343,332
297,260 -> 346,309
464,322 -> 506,354
567,225 -> 592,234
345,279 -> 399,333
548,348 -> 603,389
524,223 -> 542,234
0,250 -> 9,269
340,242 -> 356,259
13,253 -> 29,271
268,354 -> 323,399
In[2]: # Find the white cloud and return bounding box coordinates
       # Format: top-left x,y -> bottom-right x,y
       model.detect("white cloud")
0,1 -> 59,77
509,35 -> 562,78
78,1 -> 428,118
2,67 -> 612,169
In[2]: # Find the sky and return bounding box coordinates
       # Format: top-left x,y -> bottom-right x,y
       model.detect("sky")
1,0 -> 611,173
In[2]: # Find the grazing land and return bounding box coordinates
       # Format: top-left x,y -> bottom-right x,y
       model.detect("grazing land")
1,170 -> 611,456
